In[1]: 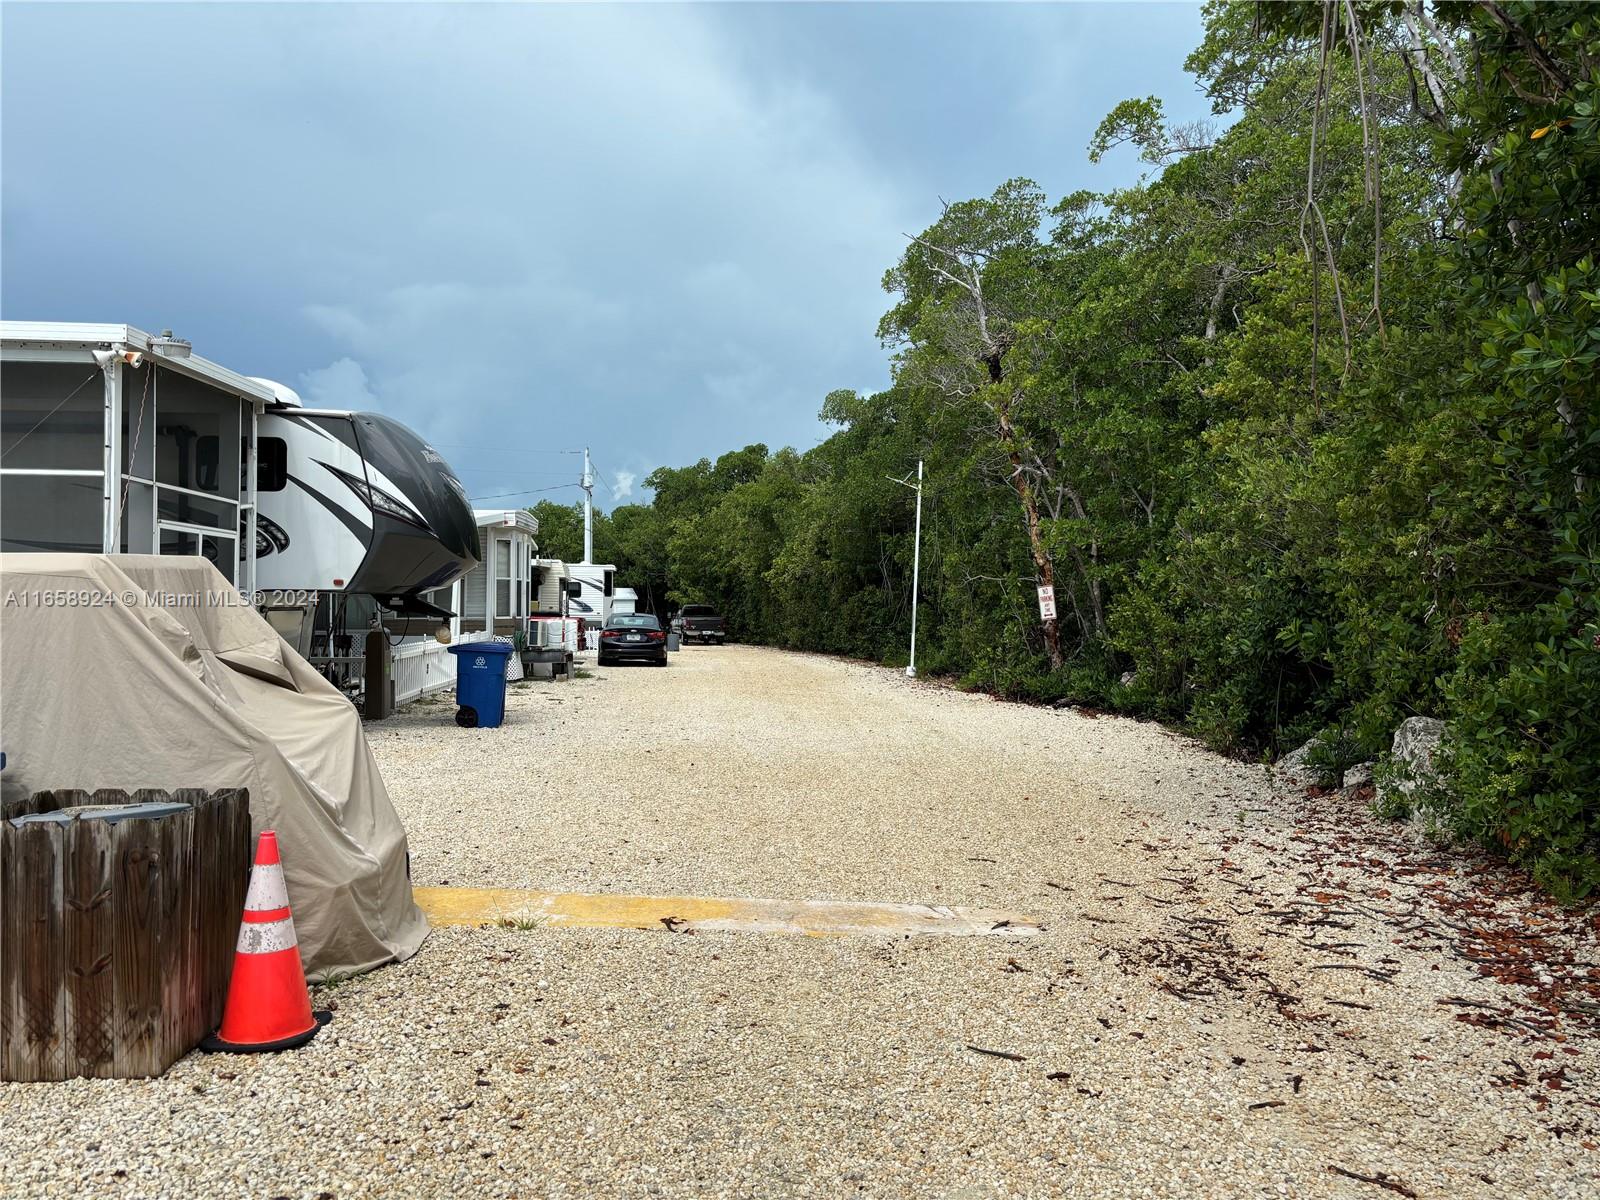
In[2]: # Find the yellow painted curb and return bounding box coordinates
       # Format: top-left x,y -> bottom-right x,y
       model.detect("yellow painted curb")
413,886 -> 1041,939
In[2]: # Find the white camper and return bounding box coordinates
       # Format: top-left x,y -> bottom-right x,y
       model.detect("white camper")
245,383 -> 482,697
567,561 -> 615,631
253,384 -> 480,612
533,556 -> 572,615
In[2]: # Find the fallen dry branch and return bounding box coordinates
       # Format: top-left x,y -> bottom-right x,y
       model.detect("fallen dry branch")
1326,1165 -> 1419,1197
964,1045 -> 1027,1063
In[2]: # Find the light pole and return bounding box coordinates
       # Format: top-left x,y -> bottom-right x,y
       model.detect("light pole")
888,460 -> 924,678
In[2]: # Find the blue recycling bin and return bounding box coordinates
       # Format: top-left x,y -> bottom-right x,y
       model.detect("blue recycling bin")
447,641 -> 517,728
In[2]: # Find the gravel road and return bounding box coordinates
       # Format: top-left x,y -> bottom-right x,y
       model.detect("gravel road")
4,644 -> 1597,1198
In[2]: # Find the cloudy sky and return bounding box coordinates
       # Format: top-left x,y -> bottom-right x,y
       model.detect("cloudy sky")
2,2 -> 1211,509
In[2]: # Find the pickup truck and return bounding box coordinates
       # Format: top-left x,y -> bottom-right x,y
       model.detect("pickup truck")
676,604 -> 727,644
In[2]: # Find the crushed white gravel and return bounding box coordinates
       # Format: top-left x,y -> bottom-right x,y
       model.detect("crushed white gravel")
3,643 -> 1596,1198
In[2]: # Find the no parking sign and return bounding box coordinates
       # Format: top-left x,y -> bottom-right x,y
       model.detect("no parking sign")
1037,586 -> 1056,621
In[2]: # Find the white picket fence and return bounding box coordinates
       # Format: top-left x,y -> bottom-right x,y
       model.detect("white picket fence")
392,631 -> 494,705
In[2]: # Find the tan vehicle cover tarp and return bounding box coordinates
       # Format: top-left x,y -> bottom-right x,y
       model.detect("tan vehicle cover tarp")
0,554 -> 427,977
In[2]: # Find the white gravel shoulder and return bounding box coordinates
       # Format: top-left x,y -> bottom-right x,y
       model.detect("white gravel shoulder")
3,644 -> 1595,1199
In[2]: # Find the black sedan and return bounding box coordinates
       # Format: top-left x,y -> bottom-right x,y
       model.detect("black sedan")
596,613 -> 668,666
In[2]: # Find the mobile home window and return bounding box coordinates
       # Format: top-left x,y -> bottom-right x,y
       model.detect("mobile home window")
495,537 -> 512,617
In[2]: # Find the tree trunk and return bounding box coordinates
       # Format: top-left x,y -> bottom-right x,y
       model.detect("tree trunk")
1203,267 -> 1232,364
989,377 -> 1063,670
1009,451 -> 1064,670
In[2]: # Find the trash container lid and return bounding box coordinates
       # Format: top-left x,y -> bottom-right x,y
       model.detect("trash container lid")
447,641 -> 516,657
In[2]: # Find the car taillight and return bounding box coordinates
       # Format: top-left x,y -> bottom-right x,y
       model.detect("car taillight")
646,630 -> 665,641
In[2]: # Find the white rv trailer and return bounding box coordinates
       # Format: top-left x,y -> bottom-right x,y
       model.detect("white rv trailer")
247,384 -> 481,689
1,322 -> 481,704
528,558 -> 580,654
452,516 -> 579,675
253,382 -> 480,613
566,561 -> 616,632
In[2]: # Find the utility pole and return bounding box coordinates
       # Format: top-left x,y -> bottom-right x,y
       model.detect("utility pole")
889,460 -> 924,678
581,446 -> 594,563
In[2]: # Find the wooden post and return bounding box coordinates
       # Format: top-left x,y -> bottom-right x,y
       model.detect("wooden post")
4,822 -> 65,1081
365,627 -> 393,719
221,789 -> 251,1029
157,805 -> 194,1065
189,790 -> 223,1035
64,817 -> 115,1078
113,812 -> 163,1079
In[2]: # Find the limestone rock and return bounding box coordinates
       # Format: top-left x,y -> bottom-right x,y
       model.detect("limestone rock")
1341,761 -> 1375,791
1376,716 -> 1449,821
1276,736 -> 1327,788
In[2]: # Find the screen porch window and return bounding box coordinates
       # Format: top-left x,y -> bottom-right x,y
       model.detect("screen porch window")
0,362 -> 108,554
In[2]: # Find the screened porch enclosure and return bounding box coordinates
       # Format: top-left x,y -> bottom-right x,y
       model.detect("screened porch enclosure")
0,324 -> 270,591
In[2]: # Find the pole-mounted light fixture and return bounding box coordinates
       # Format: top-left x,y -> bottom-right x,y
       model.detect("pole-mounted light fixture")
149,329 -> 192,359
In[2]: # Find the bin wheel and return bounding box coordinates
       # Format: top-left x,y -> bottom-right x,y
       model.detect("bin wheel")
455,705 -> 479,728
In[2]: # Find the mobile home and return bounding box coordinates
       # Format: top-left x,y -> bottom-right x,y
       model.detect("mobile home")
0,323 -> 480,612
457,508 -> 540,637
0,321 -> 482,706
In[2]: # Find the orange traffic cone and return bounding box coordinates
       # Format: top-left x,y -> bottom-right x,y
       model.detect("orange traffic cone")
200,830 -> 330,1053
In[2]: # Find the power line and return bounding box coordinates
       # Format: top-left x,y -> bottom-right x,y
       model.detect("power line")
434,443 -> 584,455
590,459 -> 632,500
466,450 -> 629,508
467,483 -> 581,502
447,466 -> 580,478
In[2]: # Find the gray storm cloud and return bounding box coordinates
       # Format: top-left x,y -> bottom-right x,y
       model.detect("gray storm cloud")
2,2 -> 1209,507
